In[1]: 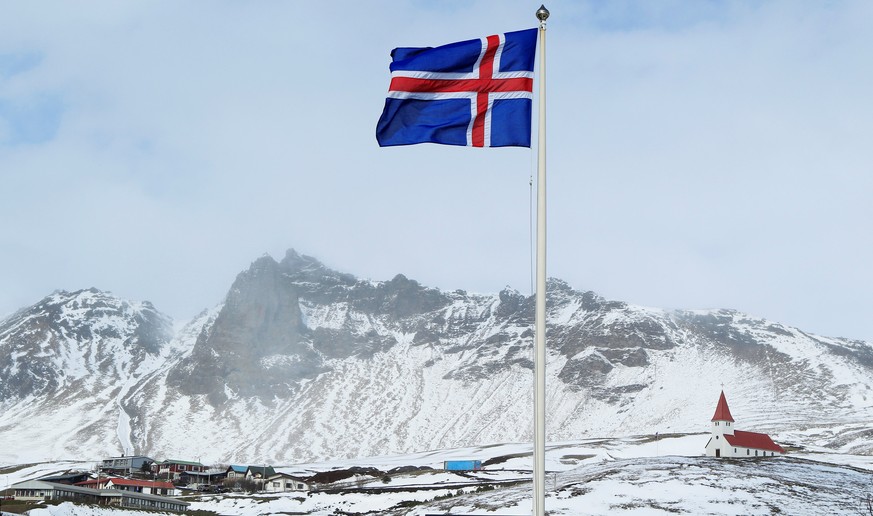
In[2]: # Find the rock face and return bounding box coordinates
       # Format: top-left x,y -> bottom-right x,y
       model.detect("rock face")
164,250 -> 454,405
0,289 -> 172,460
167,255 -> 320,404
1,249 -> 872,465
0,288 -> 170,400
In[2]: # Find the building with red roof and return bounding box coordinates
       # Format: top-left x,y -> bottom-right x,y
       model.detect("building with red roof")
104,478 -> 178,496
74,478 -> 110,489
76,477 -> 178,496
704,390 -> 785,458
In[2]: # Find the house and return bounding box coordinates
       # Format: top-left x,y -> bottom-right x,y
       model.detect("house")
225,465 -> 247,480
183,469 -> 226,487
75,478 -> 178,496
74,478 -> 112,490
104,478 -> 179,496
245,466 -> 276,484
10,480 -> 188,512
704,390 -> 786,458
13,480 -> 109,504
99,455 -> 153,474
152,459 -> 207,480
262,473 -> 310,493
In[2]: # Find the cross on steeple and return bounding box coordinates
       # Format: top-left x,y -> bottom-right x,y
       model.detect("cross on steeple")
711,390 -> 735,422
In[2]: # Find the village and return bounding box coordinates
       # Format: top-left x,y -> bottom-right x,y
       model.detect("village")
3,457 -> 312,513
1,391 -> 789,514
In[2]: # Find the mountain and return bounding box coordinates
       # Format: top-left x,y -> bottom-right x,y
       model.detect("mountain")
1,249 -> 872,465
0,288 -> 174,462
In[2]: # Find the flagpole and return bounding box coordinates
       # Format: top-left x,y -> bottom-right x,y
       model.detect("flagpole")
533,5 -> 549,516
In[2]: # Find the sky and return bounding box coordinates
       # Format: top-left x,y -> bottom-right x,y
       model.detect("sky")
1,1 -> 871,341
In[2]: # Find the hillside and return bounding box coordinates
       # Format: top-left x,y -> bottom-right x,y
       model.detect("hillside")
6,436 -> 873,515
1,249 -> 872,464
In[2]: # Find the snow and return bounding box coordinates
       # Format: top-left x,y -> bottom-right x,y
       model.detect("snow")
3,285 -> 873,487
0,291 -> 182,464
5,434 -> 871,516
109,310 -> 873,466
25,502 -> 175,516
115,400 -> 133,457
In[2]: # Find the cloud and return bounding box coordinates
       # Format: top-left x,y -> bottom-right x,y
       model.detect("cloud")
0,1 -> 871,341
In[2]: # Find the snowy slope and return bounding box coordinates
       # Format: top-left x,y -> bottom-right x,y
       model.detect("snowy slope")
1,250 -> 872,466
0,289 -> 176,463
10,436 -> 872,516
122,251 -> 873,464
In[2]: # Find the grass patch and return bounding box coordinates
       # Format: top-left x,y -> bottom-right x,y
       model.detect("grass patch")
0,499 -> 46,515
0,463 -> 38,475
636,432 -> 701,444
560,454 -> 595,464
481,452 -> 529,467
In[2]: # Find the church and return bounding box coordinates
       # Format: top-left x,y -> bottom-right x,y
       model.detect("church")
704,390 -> 785,458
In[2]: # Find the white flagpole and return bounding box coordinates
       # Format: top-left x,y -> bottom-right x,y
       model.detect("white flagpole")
533,5 -> 549,516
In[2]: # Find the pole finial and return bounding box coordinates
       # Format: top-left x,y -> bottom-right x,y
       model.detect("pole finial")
536,5 -> 550,22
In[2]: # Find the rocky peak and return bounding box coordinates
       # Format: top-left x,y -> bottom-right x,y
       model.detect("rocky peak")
167,255 -> 322,403
0,288 -> 172,400
371,274 -> 450,319
280,248 -> 321,273
281,249 -> 355,282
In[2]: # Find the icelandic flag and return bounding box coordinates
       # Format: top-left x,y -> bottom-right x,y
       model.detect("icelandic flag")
376,28 -> 537,148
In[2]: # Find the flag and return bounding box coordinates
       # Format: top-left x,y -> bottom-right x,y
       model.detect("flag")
376,28 -> 537,148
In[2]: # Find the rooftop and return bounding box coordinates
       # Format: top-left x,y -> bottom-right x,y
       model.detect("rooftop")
724,430 -> 786,453
711,391 -> 735,422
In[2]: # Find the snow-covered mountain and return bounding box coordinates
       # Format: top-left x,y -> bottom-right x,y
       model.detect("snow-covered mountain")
2,249 -> 872,465
0,289 -> 176,461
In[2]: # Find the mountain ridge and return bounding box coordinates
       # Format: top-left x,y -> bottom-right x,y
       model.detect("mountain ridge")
1,249 -> 871,465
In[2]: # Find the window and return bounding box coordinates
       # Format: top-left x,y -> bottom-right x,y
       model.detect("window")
716,435 -> 719,440
747,449 -> 750,455
734,448 -> 737,453
272,482 -> 279,487
727,422 -> 730,426
755,450 -> 758,456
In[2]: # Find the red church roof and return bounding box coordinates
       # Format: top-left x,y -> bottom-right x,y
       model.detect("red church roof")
711,391 -> 735,422
724,430 -> 785,453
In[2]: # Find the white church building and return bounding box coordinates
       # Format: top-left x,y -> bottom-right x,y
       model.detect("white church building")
704,391 -> 785,458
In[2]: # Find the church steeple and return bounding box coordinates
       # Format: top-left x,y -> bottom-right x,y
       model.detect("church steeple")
705,389 -> 784,458
711,390 -> 735,422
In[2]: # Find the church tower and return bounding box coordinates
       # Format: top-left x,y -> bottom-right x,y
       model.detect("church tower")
711,390 -> 735,436
708,390 -> 734,458
705,389 -> 785,458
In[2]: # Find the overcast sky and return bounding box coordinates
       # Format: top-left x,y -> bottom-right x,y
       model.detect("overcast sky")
1,1 -> 871,341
